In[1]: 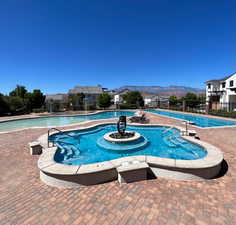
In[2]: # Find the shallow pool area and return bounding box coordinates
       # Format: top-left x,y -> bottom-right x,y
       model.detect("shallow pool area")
146,109 -> 236,127
49,124 -> 207,165
0,111 -> 134,132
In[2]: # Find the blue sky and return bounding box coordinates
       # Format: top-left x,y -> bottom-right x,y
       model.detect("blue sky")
0,0 -> 235,94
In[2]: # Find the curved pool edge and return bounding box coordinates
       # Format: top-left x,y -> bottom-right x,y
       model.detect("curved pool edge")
0,109 -> 135,134
37,122 -> 224,188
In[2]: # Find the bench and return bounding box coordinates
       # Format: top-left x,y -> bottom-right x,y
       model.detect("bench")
117,161 -> 149,184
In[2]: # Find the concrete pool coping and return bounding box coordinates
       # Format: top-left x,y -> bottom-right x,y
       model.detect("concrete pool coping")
37,122 -> 223,187
103,131 -> 141,143
0,110 -> 135,134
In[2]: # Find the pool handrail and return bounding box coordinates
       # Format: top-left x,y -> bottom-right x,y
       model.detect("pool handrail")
47,127 -> 79,148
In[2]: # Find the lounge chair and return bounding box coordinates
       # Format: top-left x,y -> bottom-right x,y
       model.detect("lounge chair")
129,111 -> 149,123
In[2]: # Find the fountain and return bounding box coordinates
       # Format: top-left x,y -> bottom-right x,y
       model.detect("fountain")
97,116 -> 148,151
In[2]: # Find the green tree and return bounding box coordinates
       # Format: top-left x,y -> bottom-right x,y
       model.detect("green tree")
7,96 -> 25,114
30,89 -> 45,109
68,93 -> 85,110
0,94 -> 10,116
24,90 -> 45,111
184,93 -> 200,108
169,95 -> 178,106
9,85 -> 28,98
97,93 -> 111,109
122,91 -> 144,108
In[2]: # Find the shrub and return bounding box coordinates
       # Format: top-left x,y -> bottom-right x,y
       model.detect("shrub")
209,110 -> 236,118
32,108 -> 45,113
119,104 -> 138,109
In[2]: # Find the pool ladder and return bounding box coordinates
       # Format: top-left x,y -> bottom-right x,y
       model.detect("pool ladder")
47,127 -> 80,148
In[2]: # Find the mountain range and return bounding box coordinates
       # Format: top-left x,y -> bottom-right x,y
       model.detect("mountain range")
115,85 -> 205,97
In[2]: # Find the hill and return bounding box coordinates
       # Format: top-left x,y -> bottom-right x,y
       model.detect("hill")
115,85 -> 204,97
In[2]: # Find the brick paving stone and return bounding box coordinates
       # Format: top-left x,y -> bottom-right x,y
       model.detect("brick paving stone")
0,113 -> 236,225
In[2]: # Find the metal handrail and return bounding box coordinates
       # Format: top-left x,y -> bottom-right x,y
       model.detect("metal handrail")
51,140 -> 78,146
47,127 -> 79,148
161,126 -> 174,136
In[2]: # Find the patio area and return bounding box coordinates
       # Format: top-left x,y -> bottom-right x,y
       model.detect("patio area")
0,113 -> 236,225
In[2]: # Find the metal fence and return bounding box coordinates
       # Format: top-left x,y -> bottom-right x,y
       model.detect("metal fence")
207,102 -> 236,112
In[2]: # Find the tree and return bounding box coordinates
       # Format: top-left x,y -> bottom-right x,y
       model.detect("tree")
184,93 -> 200,108
0,94 -> 10,116
122,91 -> 144,108
68,93 -> 85,110
97,93 -> 111,109
30,89 -> 45,109
169,95 -> 178,106
24,89 -> 45,111
7,96 -> 25,114
9,85 -> 27,98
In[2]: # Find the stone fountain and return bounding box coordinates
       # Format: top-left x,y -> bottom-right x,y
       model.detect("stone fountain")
97,116 -> 148,151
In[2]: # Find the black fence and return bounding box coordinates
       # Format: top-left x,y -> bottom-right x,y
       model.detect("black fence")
207,102 -> 236,112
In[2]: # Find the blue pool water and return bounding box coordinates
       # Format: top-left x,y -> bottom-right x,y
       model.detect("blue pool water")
0,111 -> 134,132
146,109 -> 236,128
50,124 -> 207,165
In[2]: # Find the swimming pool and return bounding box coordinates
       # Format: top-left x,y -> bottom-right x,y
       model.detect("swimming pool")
49,124 -> 207,165
146,109 -> 236,128
0,111 -> 134,132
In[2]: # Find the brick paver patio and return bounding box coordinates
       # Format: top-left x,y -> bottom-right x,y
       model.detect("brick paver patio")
0,112 -> 236,225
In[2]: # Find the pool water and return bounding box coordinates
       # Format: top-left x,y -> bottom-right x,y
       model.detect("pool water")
50,124 -> 207,165
0,111 -> 134,132
146,109 -> 236,128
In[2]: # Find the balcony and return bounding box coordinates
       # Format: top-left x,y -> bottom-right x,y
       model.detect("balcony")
207,88 -> 224,96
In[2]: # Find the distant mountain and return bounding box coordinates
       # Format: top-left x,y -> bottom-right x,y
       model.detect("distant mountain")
115,85 -> 204,97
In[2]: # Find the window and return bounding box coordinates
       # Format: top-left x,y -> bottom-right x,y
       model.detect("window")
230,80 -> 234,87
208,84 -> 211,89
222,82 -> 226,88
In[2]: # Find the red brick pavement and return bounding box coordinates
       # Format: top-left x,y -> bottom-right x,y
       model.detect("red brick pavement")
0,113 -> 236,225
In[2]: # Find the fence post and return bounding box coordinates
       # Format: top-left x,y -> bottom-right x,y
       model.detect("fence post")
182,100 -> 186,112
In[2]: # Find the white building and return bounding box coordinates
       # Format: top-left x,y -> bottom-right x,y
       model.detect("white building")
113,89 -> 130,105
205,72 -> 236,111
143,95 -> 159,107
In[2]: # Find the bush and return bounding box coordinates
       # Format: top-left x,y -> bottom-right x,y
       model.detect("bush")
209,110 -> 236,118
86,104 -> 97,110
119,104 -> 138,109
32,108 -> 45,113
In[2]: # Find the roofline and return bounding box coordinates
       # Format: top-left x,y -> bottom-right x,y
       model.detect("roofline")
205,72 -> 236,84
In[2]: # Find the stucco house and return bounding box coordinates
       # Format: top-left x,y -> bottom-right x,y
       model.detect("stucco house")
205,72 -> 236,111
142,94 -> 159,107
69,85 -> 104,105
45,94 -> 68,112
113,89 -> 130,105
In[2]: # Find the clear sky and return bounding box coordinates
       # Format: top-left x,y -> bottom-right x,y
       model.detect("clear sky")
0,0 -> 235,94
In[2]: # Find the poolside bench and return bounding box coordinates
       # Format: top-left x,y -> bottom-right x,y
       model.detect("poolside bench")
117,161 -> 149,184
29,141 -> 42,155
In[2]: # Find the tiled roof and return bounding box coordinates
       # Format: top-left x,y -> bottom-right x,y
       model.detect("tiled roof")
69,85 -> 103,94
45,94 -> 68,101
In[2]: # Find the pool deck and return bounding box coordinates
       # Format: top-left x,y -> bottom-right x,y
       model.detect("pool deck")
0,112 -> 236,224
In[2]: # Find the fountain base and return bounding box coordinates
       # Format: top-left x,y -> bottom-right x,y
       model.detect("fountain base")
104,131 -> 141,143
